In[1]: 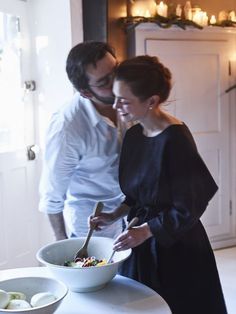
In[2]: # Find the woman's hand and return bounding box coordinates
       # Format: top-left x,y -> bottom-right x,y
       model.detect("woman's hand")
88,212 -> 116,231
113,223 -> 153,251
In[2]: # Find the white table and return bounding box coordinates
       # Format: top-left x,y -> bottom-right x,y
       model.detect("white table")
0,267 -> 171,313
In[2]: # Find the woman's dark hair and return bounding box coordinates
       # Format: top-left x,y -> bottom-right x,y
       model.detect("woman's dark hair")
66,41 -> 116,91
114,55 -> 172,104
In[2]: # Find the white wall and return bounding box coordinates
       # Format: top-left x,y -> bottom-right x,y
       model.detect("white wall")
27,0 -> 83,245
70,0 -> 83,47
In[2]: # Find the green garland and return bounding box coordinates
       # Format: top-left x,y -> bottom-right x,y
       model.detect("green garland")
212,20 -> 236,27
119,14 -> 236,32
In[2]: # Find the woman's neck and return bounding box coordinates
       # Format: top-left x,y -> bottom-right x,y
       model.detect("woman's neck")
141,108 -> 181,137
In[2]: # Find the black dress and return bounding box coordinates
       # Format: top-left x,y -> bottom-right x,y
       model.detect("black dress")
119,123 -> 227,314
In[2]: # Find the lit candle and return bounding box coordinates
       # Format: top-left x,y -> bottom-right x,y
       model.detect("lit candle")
176,4 -> 182,17
184,1 -> 192,20
133,8 -> 143,16
144,10 -> 151,18
156,1 -> 168,18
131,0 -> 156,17
229,10 -> 236,22
210,15 -> 216,25
192,7 -> 201,22
218,10 -> 228,22
201,12 -> 209,27
192,8 -> 201,24
192,10 -> 208,26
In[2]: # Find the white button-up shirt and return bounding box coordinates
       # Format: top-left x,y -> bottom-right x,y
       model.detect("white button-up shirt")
39,93 -> 124,238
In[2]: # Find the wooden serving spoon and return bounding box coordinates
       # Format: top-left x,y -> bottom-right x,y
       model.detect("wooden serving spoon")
107,216 -> 139,264
74,201 -> 104,261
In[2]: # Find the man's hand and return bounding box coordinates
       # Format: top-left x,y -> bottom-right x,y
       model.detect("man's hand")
89,212 -> 115,231
89,203 -> 130,231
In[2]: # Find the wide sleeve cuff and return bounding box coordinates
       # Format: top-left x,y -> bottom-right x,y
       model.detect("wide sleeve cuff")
148,217 -> 175,247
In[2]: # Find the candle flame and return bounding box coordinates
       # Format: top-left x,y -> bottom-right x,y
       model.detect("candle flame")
210,15 -> 216,24
145,10 -> 151,18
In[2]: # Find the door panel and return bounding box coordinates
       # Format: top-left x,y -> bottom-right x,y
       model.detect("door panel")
146,37 -> 232,241
0,0 -> 39,269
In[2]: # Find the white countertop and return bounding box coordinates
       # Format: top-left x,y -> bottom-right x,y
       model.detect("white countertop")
0,267 -> 171,313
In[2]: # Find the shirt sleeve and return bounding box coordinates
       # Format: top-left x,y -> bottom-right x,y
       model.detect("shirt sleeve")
148,130 -> 218,247
39,118 -> 81,214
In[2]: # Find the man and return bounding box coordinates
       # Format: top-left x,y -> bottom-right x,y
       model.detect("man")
39,41 -> 126,240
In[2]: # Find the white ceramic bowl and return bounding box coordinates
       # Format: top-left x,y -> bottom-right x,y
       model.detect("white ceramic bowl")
0,276 -> 68,314
36,237 -> 131,292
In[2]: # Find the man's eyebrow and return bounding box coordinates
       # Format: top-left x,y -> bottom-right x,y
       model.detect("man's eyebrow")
96,72 -> 111,83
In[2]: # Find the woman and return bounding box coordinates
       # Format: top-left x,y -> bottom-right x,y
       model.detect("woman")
90,55 -> 227,314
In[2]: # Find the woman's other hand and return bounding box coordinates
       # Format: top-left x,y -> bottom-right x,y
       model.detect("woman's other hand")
113,222 -> 153,250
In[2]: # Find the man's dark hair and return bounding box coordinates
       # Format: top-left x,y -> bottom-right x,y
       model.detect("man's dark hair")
66,41 -> 116,91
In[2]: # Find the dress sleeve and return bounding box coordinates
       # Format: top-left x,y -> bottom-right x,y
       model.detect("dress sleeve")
122,196 -> 135,207
148,130 -> 218,247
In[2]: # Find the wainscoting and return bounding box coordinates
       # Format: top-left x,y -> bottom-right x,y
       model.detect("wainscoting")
214,247 -> 236,314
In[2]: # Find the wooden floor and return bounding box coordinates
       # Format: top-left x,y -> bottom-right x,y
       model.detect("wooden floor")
214,246 -> 236,314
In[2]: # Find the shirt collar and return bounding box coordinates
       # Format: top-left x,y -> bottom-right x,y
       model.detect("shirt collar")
82,97 -> 102,127
81,97 -> 116,128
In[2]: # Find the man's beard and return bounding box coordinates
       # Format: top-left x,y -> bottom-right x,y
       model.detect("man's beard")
88,88 -> 115,105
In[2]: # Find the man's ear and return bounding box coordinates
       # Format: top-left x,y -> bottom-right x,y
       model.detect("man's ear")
79,89 -> 92,99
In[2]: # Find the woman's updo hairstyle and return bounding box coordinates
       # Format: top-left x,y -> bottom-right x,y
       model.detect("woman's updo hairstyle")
115,55 -> 172,104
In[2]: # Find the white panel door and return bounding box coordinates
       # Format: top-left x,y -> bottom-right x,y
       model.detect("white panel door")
0,0 -> 40,269
146,35 -> 233,243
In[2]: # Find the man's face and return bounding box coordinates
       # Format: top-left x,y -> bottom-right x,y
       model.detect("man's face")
85,52 -> 117,105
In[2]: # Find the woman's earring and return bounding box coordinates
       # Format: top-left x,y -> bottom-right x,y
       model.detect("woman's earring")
149,106 -> 153,110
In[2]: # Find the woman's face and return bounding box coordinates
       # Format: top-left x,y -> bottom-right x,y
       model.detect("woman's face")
112,80 -> 151,123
